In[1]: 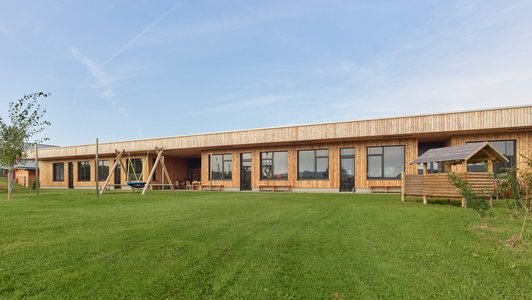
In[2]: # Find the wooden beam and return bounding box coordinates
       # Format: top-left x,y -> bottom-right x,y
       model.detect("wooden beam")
400,172 -> 405,202
95,138 -> 99,198
100,150 -> 125,195
487,160 -> 494,173
422,162 -> 428,205
159,154 -> 174,191
35,143 -> 39,196
142,148 -> 164,195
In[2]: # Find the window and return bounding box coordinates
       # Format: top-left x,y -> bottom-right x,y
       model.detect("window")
467,140 -> 516,177
298,149 -> 329,180
418,162 -> 444,174
98,160 -> 109,181
367,146 -> 405,179
210,154 -> 232,180
78,161 -> 91,181
127,159 -> 143,181
53,163 -> 64,182
261,151 -> 288,180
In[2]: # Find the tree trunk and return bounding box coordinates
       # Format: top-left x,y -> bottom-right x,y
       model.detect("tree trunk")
7,166 -> 13,201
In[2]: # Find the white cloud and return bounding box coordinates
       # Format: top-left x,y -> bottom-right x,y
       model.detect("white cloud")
71,48 -> 119,99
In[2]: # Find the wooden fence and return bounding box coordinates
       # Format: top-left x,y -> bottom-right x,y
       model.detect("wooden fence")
402,172 -> 494,200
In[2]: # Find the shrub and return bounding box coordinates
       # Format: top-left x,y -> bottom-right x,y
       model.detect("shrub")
448,173 -> 492,219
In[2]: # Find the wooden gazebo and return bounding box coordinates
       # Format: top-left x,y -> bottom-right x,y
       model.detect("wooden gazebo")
401,142 -> 508,207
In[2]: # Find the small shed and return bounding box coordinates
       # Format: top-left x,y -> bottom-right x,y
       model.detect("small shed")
402,142 -> 508,207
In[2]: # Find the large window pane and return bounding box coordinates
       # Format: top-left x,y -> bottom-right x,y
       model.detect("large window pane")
298,151 -> 315,179
298,149 -> 329,180
261,151 -> 288,180
367,146 -> 404,179
98,160 -> 109,181
383,146 -> 404,179
274,152 -> 288,180
367,156 -> 382,178
210,154 -> 232,180
78,161 -> 91,182
53,163 -> 64,181
316,157 -> 329,179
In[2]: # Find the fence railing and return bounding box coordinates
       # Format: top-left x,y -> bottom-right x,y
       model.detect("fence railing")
402,172 -> 494,199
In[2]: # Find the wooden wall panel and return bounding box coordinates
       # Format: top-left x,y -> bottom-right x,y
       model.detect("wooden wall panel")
201,138 -> 418,190
15,170 -> 35,187
33,106 -> 532,159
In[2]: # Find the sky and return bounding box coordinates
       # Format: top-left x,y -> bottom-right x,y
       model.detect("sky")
0,0 -> 531,146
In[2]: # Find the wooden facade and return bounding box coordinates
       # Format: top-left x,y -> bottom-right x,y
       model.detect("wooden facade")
33,106 -> 532,192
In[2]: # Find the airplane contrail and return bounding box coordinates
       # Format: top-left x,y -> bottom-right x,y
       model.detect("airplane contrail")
80,0 -> 187,88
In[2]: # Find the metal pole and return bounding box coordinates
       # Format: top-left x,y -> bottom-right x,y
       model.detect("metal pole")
95,138 -> 99,198
35,143 -> 40,196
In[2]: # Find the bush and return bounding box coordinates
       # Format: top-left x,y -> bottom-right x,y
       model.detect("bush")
31,180 -> 36,190
448,173 -> 492,219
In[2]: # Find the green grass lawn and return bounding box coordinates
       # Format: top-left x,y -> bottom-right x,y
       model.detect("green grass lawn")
0,190 -> 530,299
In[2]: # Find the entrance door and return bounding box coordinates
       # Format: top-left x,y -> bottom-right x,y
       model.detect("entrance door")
240,153 -> 252,191
68,162 -> 74,189
114,162 -> 121,190
340,148 -> 355,192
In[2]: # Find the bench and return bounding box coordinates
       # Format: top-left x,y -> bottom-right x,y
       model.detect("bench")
201,184 -> 224,191
259,185 -> 291,192
370,185 -> 401,193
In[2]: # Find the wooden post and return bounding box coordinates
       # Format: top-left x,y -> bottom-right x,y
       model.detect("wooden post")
422,162 -> 428,204
142,148 -> 164,195
487,160 -> 494,174
400,172 -> 405,202
95,138 -> 99,198
35,143 -> 39,196
462,159 -> 468,208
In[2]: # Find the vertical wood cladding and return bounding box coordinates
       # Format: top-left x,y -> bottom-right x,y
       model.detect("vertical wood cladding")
201,138 -> 418,190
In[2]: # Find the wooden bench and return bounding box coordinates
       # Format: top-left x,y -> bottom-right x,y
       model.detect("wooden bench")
259,185 -> 291,192
370,185 -> 401,193
201,184 -> 224,191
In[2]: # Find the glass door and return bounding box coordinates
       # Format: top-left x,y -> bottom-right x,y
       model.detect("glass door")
240,153 -> 252,191
340,148 -> 355,192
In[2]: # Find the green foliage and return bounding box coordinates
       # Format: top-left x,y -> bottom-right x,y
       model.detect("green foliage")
0,92 -> 51,168
448,173 -> 492,218
31,180 -> 36,190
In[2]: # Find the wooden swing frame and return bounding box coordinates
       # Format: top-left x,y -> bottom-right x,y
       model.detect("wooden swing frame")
99,147 -> 174,195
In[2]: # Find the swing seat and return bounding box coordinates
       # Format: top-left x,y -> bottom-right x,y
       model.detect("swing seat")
127,181 -> 146,189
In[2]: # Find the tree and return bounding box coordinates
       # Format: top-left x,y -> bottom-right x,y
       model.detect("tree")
0,93 -> 51,201
496,156 -> 532,246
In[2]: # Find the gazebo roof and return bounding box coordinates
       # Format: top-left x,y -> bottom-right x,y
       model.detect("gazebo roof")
411,142 -> 509,165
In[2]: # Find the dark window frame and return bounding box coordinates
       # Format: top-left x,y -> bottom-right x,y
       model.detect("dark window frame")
260,151 -> 289,181
98,160 -> 110,181
52,163 -> 65,182
366,145 -> 405,180
297,149 -> 329,180
210,154 -> 233,181
77,161 -> 91,182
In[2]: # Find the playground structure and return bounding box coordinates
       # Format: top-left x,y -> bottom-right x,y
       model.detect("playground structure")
401,142 -> 509,207
99,147 -> 174,195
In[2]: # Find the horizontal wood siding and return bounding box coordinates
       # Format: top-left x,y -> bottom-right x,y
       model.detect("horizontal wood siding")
33,106 -> 531,159
405,173 -> 493,198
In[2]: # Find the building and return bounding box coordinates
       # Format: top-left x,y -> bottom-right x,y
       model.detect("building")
12,144 -> 57,187
34,106 -> 532,193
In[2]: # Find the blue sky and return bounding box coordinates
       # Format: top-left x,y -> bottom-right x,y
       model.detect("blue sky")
0,0 -> 531,146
